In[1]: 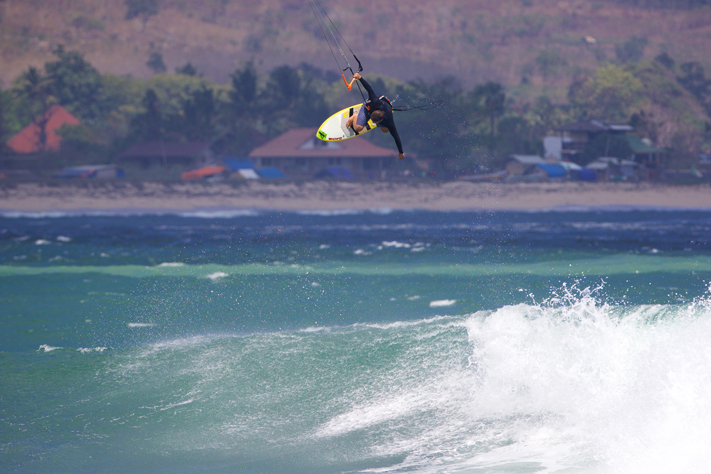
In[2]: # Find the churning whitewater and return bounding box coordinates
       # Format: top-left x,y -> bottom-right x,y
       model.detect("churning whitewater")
2,209 -> 711,473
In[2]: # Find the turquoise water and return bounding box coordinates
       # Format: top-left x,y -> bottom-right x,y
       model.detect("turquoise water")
1,209 -> 711,473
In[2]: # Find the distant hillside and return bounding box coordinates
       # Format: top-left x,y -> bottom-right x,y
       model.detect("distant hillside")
3,0 -> 711,101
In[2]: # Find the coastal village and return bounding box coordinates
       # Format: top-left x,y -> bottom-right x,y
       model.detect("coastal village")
2,2 -> 711,186
0,102 -> 707,183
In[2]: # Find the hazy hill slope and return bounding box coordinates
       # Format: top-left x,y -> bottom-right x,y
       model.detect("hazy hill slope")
2,0 -> 711,97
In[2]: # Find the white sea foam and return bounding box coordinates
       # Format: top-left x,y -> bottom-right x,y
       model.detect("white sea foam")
382,241 -> 411,248
205,272 -> 229,280
158,262 -> 184,267
296,209 -> 363,216
37,344 -> 62,352
160,398 -> 195,411
456,291 -> 711,472
34,239 -> 51,245
127,322 -> 155,328
429,299 -> 456,307
77,347 -> 107,353
311,287 -> 711,473
56,235 -> 72,242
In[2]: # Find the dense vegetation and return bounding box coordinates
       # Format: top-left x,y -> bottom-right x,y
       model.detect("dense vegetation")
0,44 -> 710,175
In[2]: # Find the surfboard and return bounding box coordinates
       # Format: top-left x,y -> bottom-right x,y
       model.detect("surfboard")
316,103 -> 379,142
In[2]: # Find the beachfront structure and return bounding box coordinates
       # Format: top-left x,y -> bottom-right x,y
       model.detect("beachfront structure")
623,135 -> 667,181
555,119 -> 667,180
248,128 -> 398,178
505,154 -> 547,176
555,120 -> 633,162
117,141 -> 213,168
585,157 -> 641,182
5,105 -> 80,154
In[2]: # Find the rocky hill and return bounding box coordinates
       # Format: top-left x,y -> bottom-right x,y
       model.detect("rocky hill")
2,0 -> 711,101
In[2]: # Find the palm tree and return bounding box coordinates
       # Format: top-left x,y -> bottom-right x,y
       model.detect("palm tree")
14,67 -> 55,151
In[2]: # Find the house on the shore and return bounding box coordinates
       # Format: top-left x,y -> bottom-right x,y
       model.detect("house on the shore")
624,135 -> 667,181
1,105 -> 81,172
554,120 -> 633,162
117,141 -> 213,168
553,119 -> 667,181
248,128 -> 398,178
5,105 -> 81,155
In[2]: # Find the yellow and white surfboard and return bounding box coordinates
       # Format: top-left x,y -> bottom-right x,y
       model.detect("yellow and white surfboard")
316,103 -> 378,142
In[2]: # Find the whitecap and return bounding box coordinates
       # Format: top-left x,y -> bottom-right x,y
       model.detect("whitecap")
157,262 -> 184,267
127,322 -> 156,328
56,235 -> 72,242
38,344 -> 62,352
77,347 -> 107,353
382,241 -> 411,248
205,272 -> 229,280
34,239 -> 51,245
430,299 -> 456,307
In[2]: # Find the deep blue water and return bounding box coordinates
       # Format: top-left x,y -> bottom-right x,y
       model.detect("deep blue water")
1,209 -> 711,473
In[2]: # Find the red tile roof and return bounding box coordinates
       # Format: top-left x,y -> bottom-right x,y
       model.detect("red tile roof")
6,105 -> 81,154
248,128 -> 398,158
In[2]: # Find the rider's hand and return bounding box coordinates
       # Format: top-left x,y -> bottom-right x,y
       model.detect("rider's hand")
397,153 -> 405,160
353,72 -> 361,80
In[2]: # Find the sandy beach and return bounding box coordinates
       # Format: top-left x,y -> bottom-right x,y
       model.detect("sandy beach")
0,181 -> 710,212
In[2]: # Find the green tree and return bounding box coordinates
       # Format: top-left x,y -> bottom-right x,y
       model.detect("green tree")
146,52 -> 167,74
175,63 -> 199,76
260,65 -> 329,133
55,123 -> 110,164
390,77 -> 474,169
44,45 -> 106,121
12,66 -> 55,151
130,88 -> 162,141
525,95 -> 568,139
569,64 -> 644,122
615,36 -> 648,63
0,89 -> 10,150
654,52 -> 675,70
228,61 -> 259,121
125,0 -> 158,30
677,62 -> 710,104
471,82 -> 506,152
180,85 -> 216,141
497,115 -> 542,157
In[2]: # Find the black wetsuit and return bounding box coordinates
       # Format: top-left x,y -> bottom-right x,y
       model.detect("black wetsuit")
359,77 -> 403,155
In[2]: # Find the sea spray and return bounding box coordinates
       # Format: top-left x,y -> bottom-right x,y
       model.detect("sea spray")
3,210 -> 711,473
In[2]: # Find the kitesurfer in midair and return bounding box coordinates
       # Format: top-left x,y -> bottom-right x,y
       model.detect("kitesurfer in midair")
346,73 -> 405,160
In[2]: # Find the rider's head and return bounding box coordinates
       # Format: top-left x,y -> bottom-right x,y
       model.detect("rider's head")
371,110 -> 385,124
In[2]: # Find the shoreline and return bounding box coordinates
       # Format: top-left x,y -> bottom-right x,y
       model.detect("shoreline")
1,181 -> 710,213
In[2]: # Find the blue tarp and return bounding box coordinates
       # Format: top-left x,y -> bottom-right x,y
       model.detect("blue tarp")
222,158 -> 254,172
577,169 -> 597,181
535,163 -> 566,178
314,167 -> 353,179
256,167 -> 286,179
